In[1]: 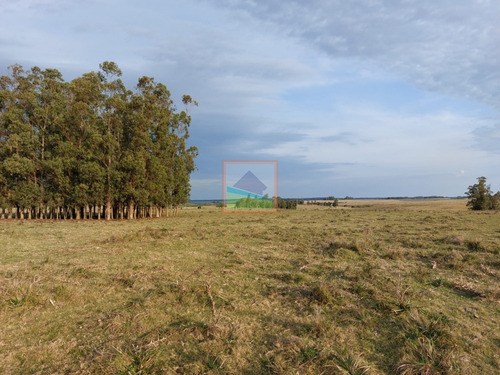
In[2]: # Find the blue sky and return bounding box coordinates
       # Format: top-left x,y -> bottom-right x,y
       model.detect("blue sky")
1,0 -> 499,199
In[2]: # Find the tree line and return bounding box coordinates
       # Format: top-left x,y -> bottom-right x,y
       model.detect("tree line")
0,62 -> 198,220
306,199 -> 339,207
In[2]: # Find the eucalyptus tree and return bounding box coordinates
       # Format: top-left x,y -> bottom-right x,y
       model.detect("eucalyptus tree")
64,71 -> 104,219
168,95 -> 198,211
98,61 -> 130,220
31,67 -> 67,217
0,67 -> 17,217
0,61 -> 198,220
119,76 -> 152,219
0,64 -> 41,218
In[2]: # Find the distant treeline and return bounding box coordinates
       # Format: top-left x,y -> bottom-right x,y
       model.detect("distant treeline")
278,198 -> 303,209
306,199 -> 339,207
0,62 -> 197,220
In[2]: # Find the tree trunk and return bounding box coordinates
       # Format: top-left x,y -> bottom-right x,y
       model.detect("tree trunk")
106,196 -> 112,221
128,204 -> 134,220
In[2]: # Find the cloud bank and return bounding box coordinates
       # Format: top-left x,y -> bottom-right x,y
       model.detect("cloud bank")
1,0 -> 499,198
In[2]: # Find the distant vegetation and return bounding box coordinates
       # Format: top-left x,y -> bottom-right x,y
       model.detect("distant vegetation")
228,197 -> 303,210
466,176 -> 500,210
0,62 -> 197,220
308,198 -> 339,207
277,197 -> 303,209
234,196 -> 274,209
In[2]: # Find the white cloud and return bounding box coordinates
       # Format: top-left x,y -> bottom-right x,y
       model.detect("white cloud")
258,107 -> 491,173
212,0 -> 500,110
1,0 -> 499,197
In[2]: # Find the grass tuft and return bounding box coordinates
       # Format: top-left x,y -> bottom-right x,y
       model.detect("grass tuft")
329,349 -> 371,374
465,239 -> 486,252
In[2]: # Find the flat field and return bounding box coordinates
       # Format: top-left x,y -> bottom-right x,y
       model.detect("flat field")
0,199 -> 499,374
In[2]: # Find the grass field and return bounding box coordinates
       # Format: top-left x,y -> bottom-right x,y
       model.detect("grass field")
1,199 -> 499,374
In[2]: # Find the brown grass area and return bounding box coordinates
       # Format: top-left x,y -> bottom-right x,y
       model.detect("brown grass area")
0,199 -> 499,374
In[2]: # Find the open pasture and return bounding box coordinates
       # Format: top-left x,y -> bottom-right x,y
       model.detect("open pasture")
0,199 -> 499,374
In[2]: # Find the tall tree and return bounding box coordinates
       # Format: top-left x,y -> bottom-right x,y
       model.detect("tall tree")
0,65 -> 40,218
466,176 -> 499,210
98,62 -> 129,220
0,62 -> 198,220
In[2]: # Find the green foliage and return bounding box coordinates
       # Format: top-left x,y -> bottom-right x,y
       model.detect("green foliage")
308,199 -> 338,207
465,176 -> 500,210
234,195 -> 274,209
324,197 -> 341,206
0,62 -> 197,219
277,197 -> 301,209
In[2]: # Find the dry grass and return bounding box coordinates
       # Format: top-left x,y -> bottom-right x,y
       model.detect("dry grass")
0,199 -> 499,374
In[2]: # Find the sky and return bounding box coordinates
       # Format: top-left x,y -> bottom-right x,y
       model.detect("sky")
1,0 -> 499,199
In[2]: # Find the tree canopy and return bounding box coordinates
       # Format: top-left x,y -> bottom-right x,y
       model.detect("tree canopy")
465,176 -> 500,211
0,62 -> 198,220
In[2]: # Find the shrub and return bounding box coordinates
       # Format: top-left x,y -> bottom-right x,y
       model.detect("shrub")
466,176 -> 500,210
277,198 -> 298,209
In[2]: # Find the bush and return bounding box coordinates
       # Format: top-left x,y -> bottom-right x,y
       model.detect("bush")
277,198 -> 298,209
466,176 -> 500,210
